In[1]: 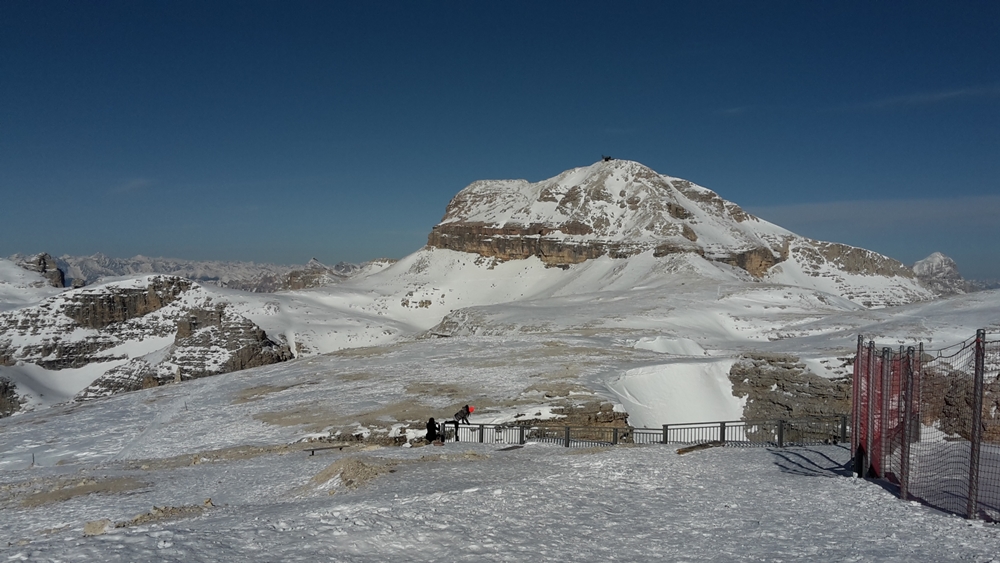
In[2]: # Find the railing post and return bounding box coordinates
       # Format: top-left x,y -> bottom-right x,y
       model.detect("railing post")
662,424 -> 669,444
519,426 -> 525,445
967,329 -> 986,519
478,424 -> 484,443
564,426 -> 571,448
719,422 -> 727,444
777,420 -> 785,448
840,415 -> 847,444
613,427 -> 619,445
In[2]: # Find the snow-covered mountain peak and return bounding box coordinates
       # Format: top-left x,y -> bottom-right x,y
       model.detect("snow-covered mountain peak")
426,160 -> 929,309
437,159 -> 774,246
913,252 -> 969,296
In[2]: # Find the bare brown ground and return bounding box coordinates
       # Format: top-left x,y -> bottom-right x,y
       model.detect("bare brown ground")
18,477 -> 146,508
296,450 -> 489,496
119,499 -> 215,527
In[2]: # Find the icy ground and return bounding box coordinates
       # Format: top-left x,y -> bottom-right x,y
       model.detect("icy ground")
3,334 -> 1000,561
5,440 -> 1000,562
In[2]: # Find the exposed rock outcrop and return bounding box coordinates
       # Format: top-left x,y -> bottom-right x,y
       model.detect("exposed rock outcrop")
63,277 -> 192,329
15,253 -> 65,288
0,377 -> 23,417
424,160 -> 932,308
729,353 -> 851,442
427,160 -> 784,274
913,252 -> 971,296
0,275 -> 292,407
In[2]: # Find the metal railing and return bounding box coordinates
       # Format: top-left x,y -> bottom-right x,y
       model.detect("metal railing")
440,416 -> 849,449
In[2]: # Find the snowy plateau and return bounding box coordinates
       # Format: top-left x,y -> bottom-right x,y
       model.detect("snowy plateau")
2,159 -> 1000,561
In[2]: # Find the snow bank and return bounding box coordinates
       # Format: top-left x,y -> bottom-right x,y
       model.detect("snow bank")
606,358 -> 744,428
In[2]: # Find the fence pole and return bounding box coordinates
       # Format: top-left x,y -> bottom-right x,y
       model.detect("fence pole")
777,420 -> 784,448
852,335 -> 864,456
840,415 -> 847,444
865,342 -> 876,477
900,347 -> 914,500
719,422 -> 727,443
966,329 -> 986,519
519,426 -> 525,445
564,426 -> 571,448
613,427 -> 619,445
478,424 -> 484,443
879,347 -> 892,478
662,424 -> 669,444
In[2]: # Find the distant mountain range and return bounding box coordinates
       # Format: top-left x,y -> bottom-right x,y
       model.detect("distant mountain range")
6,252 -> 385,292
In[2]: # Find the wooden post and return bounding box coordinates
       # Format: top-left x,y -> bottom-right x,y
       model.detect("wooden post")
777,420 -> 784,448
478,424 -> 484,443
564,426 -> 571,448
662,424 -> 669,444
840,415 -> 847,444
613,427 -> 619,445
519,426 -> 525,445
719,422 -> 727,444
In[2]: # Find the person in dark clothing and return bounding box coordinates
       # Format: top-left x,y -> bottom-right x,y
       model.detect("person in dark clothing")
449,405 -> 473,441
425,417 -> 439,444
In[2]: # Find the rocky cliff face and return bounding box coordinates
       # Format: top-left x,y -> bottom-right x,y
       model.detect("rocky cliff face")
729,353 -> 851,442
426,160 -> 928,307
0,275 -> 292,409
428,160 -> 787,275
913,252 -> 971,296
14,253 -> 65,288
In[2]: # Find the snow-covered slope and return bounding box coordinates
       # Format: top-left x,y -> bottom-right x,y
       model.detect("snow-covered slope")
0,276 -> 291,409
429,159 -> 931,308
0,258 -> 64,312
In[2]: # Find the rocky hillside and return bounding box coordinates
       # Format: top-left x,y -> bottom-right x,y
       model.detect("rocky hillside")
0,275 -> 291,412
913,252 -> 972,296
12,253 -> 64,288
428,159 -> 931,307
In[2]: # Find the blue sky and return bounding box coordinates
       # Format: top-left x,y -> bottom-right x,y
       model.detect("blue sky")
2,1 -> 998,277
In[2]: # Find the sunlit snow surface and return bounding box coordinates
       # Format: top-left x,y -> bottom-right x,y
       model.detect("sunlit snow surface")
2,248 -> 1000,559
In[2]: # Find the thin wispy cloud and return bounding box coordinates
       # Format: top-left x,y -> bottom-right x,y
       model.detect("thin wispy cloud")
837,85 -> 1000,112
109,178 -> 154,195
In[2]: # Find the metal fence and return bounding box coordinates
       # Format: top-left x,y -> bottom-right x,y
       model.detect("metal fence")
853,329 -> 1000,520
441,416 -> 849,449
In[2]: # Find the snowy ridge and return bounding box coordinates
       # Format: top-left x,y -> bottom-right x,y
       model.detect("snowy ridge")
431,159 -> 932,307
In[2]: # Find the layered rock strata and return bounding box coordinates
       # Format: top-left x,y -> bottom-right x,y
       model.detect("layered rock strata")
15,253 -> 65,288
0,275 -> 292,409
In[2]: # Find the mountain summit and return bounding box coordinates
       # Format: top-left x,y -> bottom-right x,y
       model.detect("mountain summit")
427,160 -> 928,306
429,159 -> 785,275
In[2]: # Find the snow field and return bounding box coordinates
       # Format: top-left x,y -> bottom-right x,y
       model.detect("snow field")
4,443 -> 1000,562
